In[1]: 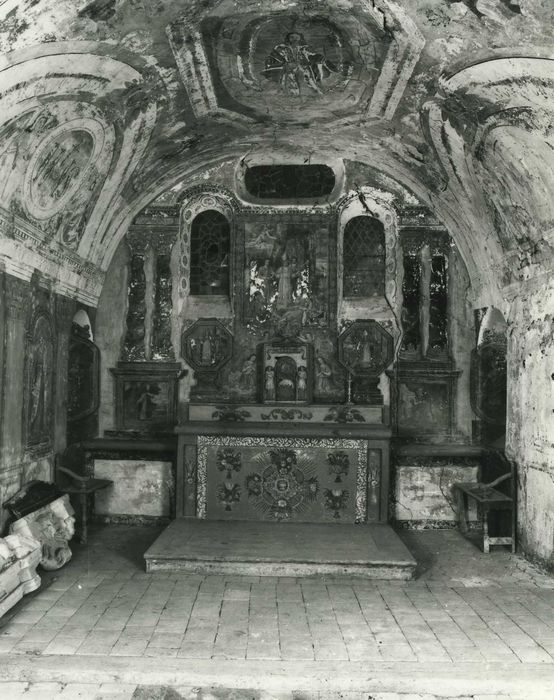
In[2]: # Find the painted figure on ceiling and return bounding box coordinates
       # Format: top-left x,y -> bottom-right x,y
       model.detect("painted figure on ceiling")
263,32 -> 333,96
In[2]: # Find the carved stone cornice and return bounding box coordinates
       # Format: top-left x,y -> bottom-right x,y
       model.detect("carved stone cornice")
0,206 -> 105,306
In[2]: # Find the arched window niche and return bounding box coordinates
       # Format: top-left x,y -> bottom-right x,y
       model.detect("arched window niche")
190,210 -> 230,297
343,216 -> 385,298
178,190 -> 236,320
337,190 -> 399,324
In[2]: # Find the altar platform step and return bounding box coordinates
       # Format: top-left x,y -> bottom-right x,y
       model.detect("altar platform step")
144,519 -> 417,579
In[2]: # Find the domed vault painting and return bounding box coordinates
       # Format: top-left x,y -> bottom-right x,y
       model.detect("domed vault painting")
211,13 -> 389,122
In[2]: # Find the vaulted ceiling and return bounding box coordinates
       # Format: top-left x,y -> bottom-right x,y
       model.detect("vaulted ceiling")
0,0 -> 552,306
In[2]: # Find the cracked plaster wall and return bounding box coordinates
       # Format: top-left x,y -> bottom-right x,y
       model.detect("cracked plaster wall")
507,279 -> 554,567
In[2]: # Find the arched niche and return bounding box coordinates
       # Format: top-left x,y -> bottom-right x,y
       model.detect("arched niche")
471,306 -> 508,442
336,189 -> 400,333
72,309 -> 93,341
67,311 -> 100,436
177,188 -> 238,320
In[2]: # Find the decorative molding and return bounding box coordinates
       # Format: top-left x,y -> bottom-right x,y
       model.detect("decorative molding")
166,19 -> 219,119
0,205 -> 104,305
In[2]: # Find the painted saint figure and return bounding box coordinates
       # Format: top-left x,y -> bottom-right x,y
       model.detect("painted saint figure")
264,366 -> 276,401
357,330 -> 372,366
263,31 -> 334,95
239,354 -> 257,392
315,356 -> 332,393
297,366 -> 308,401
276,251 -> 292,308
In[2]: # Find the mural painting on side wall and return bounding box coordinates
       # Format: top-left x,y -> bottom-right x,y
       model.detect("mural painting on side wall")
25,312 -> 55,451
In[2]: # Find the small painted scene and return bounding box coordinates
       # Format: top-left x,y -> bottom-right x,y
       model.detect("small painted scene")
245,218 -> 329,334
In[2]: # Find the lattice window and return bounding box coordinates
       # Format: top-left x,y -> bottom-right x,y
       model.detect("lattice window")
244,165 -> 335,199
190,210 -> 230,296
343,216 -> 385,297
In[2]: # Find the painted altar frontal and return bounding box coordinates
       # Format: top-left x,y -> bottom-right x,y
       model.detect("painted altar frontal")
176,417 -> 390,525
198,436 -> 378,523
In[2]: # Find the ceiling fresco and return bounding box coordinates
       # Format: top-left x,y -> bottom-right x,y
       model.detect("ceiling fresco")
0,0 -> 551,306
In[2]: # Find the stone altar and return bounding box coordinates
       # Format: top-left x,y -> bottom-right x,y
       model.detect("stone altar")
175,406 -> 390,524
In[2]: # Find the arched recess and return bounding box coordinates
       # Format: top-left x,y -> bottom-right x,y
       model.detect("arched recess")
471,306 -> 508,446
67,310 -> 100,444
335,188 -> 401,336
0,43 -> 158,304
177,186 -> 240,320
424,56 -> 554,298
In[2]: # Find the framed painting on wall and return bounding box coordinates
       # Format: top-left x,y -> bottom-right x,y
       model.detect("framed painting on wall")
110,362 -> 185,432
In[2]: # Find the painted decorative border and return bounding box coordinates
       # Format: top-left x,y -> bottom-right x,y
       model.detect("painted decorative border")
196,435 -> 368,522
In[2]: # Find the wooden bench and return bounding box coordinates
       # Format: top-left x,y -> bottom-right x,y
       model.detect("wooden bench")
453,453 -> 516,553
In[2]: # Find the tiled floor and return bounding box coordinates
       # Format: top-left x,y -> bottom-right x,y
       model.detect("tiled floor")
1,525 -> 554,698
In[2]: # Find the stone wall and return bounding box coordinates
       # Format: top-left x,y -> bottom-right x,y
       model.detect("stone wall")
95,241 -> 130,435
94,459 -> 173,522
0,270 -> 76,532
392,449 -> 480,527
507,279 -> 554,568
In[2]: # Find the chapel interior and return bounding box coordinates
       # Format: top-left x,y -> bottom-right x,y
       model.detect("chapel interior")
0,0 -> 553,666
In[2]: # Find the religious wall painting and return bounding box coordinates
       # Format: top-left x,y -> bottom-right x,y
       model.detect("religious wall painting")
182,318 -> 233,398
396,380 -> 455,442
337,320 -> 394,405
25,311 -> 55,452
260,340 -> 313,404
244,218 -> 329,335
21,117 -> 109,246
182,319 -> 233,372
338,321 -> 394,377
0,108 -> 59,204
110,362 -> 184,432
211,14 -> 388,122
227,353 -> 257,402
29,130 -> 94,215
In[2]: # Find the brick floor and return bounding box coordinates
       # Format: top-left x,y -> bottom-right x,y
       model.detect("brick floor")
1,526 -> 554,698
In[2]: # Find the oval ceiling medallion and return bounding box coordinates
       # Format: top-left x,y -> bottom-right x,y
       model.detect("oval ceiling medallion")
24,120 -> 104,220
214,14 -> 388,122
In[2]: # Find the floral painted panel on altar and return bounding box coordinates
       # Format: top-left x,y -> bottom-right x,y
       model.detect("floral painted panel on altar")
198,436 -> 378,524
